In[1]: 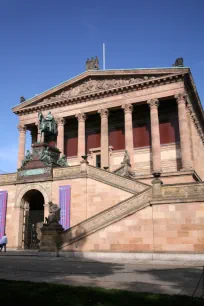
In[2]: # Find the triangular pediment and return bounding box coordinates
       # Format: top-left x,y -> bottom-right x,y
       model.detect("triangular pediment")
13,68 -> 190,114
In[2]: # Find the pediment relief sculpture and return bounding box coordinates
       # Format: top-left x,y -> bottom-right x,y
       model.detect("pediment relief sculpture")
39,75 -> 157,105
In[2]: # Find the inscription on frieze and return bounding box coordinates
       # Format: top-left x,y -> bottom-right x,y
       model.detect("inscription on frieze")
18,168 -> 51,177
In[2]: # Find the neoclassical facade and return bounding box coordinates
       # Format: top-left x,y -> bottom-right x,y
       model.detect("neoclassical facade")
1,66 -> 204,257
14,68 -> 204,181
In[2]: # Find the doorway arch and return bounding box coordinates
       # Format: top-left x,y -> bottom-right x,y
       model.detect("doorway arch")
22,189 -> 44,249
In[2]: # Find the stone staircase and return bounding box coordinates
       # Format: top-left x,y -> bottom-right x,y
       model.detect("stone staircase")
87,165 -> 149,194
59,165 -> 152,250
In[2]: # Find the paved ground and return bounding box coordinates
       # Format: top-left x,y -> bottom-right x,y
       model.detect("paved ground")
0,251 -> 204,298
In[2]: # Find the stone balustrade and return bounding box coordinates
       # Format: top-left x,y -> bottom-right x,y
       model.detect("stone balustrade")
87,165 -> 149,194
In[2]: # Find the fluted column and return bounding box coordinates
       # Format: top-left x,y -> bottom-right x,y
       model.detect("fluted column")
147,99 -> 161,175
76,113 -> 86,160
98,109 -> 109,169
122,103 -> 134,166
175,93 -> 192,170
17,124 -> 26,168
57,118 -> 65,155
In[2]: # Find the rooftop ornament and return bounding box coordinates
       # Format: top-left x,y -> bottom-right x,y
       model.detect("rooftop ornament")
172,57 -> 184,67
86,56 -> 99,70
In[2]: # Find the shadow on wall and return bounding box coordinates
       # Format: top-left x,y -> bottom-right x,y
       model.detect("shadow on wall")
59,224 -> 89,254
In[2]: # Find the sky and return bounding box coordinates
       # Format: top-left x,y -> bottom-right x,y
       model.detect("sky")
0,0 -> 204,173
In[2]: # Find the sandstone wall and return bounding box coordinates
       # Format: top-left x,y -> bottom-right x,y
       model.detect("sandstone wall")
51,177 -> 131,227
0,184 -> 18,248
62,201 -> 204,254
110,143 -> 181,175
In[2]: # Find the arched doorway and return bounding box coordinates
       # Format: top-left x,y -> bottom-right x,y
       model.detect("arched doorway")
22,189 -> 44,249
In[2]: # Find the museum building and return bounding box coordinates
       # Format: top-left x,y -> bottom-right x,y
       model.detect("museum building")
0,58 -> 204,258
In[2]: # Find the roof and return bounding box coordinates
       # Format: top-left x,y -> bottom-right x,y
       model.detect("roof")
12,67 -> 190,114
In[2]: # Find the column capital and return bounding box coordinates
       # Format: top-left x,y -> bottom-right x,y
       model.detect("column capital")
98,108 -> 109,118
175,93 -> 187,104
17,124 -> 26,133
56,117 -> 66,126
122,103 -> 133,114
147,99 -> 159,109
75,113 -> 86,122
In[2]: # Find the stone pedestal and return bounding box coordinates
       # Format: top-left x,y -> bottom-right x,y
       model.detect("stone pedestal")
39,223 -> 63,253
152,175 -> 163,199
80,156 -> 89,174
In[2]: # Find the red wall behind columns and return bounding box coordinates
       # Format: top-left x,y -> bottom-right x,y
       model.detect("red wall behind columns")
133,104 -> 151,148
64,118 -> 78,157
85,114 -> 101,154
159,99 -> 180,144
109,109 -> 125,151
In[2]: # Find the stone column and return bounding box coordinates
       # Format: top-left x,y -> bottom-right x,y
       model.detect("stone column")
17,124 -> 26,168
57,118 -> 65,155
122,103 -> 134,166
35,122 -> 41,142
175,93 -> 192,170
76,113 -> 86,160
98,109 -> 109,169
147,99 -> 161,175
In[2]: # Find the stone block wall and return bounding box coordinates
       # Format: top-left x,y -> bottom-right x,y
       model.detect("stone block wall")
109,143 -> 181,175
51,177 -> 131,227
62,201 -> 204,254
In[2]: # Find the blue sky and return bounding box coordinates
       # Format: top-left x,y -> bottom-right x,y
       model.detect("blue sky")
0,0 -> 204,173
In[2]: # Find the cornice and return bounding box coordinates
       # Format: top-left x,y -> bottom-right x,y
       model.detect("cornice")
14,73 -> 185,115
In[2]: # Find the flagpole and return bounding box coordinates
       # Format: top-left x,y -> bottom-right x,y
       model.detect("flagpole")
103,43 -> 105,70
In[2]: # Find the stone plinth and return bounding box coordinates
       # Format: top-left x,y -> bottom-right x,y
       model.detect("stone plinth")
17,143 -> 61,182
39,222 -> 64,253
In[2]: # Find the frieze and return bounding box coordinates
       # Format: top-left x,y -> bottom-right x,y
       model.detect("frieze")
40,76 -> 157,105
60,188 -> 152,247
14,73 -> 185,115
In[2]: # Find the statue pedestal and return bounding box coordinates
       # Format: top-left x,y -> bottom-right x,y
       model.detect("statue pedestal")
39,222 -> 63,253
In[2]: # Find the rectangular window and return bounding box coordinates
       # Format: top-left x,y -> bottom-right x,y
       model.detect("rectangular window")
0,191 -> 7,238
59,186 -> 71,230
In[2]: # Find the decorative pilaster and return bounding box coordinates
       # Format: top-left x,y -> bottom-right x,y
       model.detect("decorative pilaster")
75,113 -> 86,161
98,109 -> 109,169
175,93 -> 192,170
122,103 -> 134,166
57,118 -> 65,155
147,99 -> 161,175
17,124 -> 26,168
